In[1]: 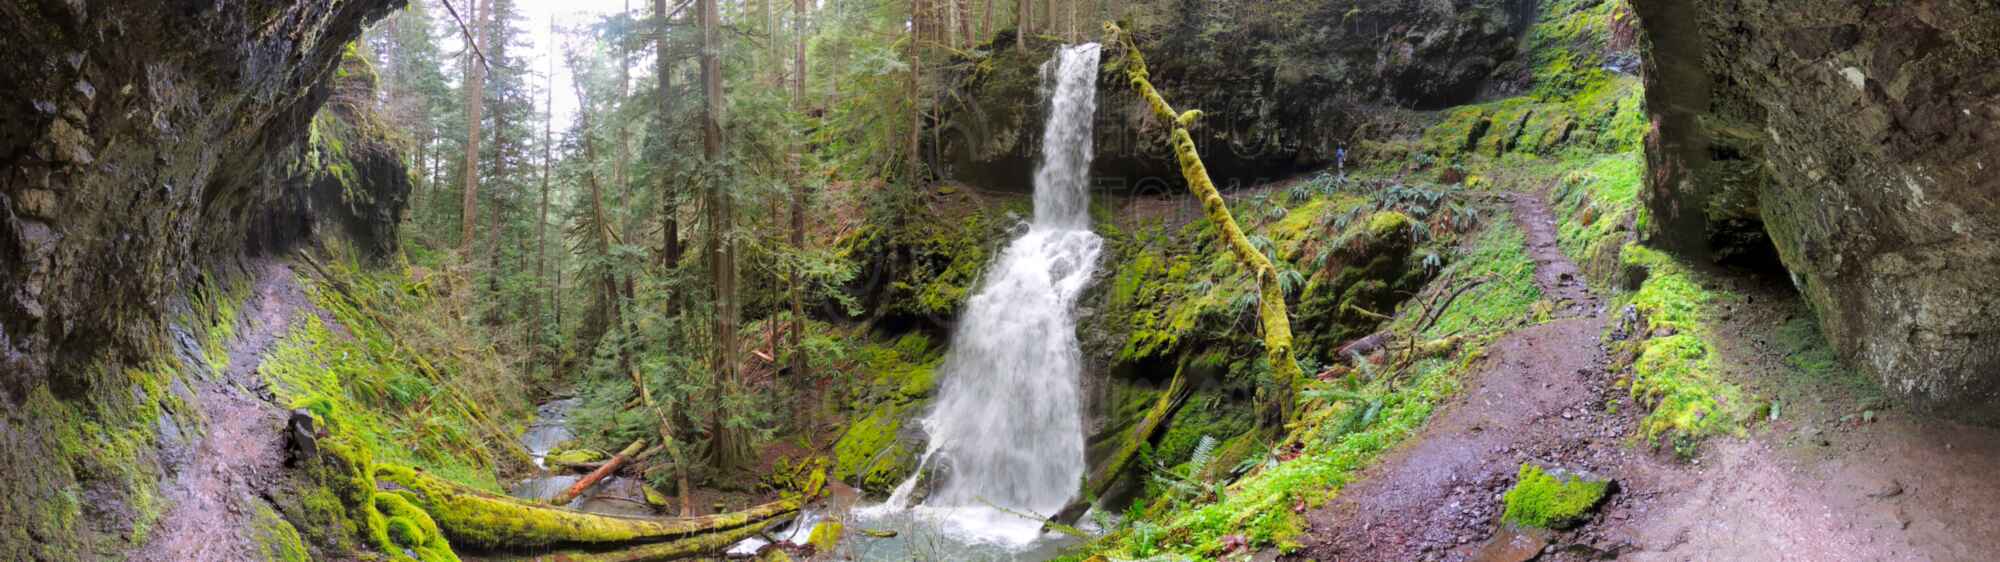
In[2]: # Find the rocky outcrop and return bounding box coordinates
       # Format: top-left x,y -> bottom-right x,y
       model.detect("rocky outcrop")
0,0 -> 403,396
268,47 -> 414,261
0,1 -> 401,558
938,0 -> 1539,193
1630,1 -> 2000,420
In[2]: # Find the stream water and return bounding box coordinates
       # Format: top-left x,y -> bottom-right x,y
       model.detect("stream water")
852,42 -> 1107,557
509,398 -> 654,518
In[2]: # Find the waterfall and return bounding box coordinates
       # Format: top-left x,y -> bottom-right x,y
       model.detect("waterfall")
874,43 -> 1104,546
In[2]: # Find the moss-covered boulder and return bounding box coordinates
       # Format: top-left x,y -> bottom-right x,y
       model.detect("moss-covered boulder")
830,335 -> 944,495
1630,0 -> 2000,421
1500,464 -> 1610,529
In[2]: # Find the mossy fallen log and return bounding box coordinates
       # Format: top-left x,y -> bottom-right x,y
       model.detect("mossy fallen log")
374,465 -> 800,551
480,518 -> 777,562
1107,22 -> 1303,436
1045,361 -> 1192,528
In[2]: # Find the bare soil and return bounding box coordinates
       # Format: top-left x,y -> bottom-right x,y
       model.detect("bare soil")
137,261 -> 313,561
1287,190 -> 2000,561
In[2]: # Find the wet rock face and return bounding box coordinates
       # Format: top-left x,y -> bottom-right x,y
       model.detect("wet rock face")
939,0 -> 1537,193
1630,1 -> 2000,420
0,0 -> 403,397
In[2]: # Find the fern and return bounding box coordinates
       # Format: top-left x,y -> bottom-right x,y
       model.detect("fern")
1278,268 -> 1307,298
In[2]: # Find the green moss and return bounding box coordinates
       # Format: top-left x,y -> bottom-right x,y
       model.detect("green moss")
372,492 -> 459,562
1615,244 -> 1746,454
1501,464 -> 1609,528
1413,215 -> 1543,339
808,520 -> 844,552
1094,354 -> 1471,557
544,448 -> 607,467
251,501 -> 314,562
831,405 -> 917,493
374,465 -> 798,551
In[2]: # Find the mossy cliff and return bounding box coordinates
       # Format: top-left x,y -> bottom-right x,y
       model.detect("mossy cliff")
0,1 -> 402,559
1628,0 -> 2000,421
936,0 -> 1541,192
269,45 -> 414,261
0,0 -> 404,393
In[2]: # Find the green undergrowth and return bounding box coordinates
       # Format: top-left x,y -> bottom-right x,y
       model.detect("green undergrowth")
1501,464 -> 1609,529
1406,212 -> 1545,339
1073,198 -> 1542,557
254,246 -> 533,560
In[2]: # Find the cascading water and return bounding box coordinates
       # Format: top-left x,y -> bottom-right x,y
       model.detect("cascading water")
865,43 -> 1104,548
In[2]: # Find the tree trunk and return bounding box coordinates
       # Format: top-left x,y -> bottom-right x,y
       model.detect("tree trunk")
376,465 -> 799,551
1016,0 -> 1029,52
699,0 -> 747,473
654,0 -> 681,277
789,0 -> 809,382
955,0 -> 970,48
615,0 -> 634,209
536,16 -> 555,359
980,0 -> 993,44
907,0 -> 924,184
551,439 -> 646,506
486,75 -> 507,319
1108,24 -> 1301,437
460,0 -> 487,255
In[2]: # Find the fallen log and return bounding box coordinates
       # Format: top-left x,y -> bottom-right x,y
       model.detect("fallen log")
554,440 -> 647,505
374,465 -> 801,550
481,516 -> 779,562
1045,362 -> 1192,529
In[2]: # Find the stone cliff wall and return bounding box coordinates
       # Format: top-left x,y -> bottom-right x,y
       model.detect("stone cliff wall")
0,0 -> 403,396
1630,1 -> 2000,420
0,1 -> 401,558
939,0 -> 1540,193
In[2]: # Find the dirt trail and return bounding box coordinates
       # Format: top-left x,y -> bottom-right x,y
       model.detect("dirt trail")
1295,191 -> 1643,561
138,260 -> 313,561
1587,270 -> 2000,562
1293,190 -> 2000,561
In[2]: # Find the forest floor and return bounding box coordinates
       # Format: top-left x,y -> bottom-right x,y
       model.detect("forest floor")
138,260 -> 315,561
1291,187 -> 2000,561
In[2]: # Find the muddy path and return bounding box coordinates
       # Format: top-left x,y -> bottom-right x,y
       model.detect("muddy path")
1293,191 -> 1652,561
138,260 -> 314,561
1291,189 -> 2000,561
1588,270 -> 2000,562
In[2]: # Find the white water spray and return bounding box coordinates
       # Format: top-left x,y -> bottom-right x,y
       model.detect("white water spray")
870,43 -> 1104,546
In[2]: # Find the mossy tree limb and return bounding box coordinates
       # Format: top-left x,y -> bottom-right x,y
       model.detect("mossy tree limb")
1046,360 -> 1192,528
1107,22 -> 1303,436
374,465 -> 800,551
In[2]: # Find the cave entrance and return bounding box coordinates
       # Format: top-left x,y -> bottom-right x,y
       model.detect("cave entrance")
1708,218 -> 1794,291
